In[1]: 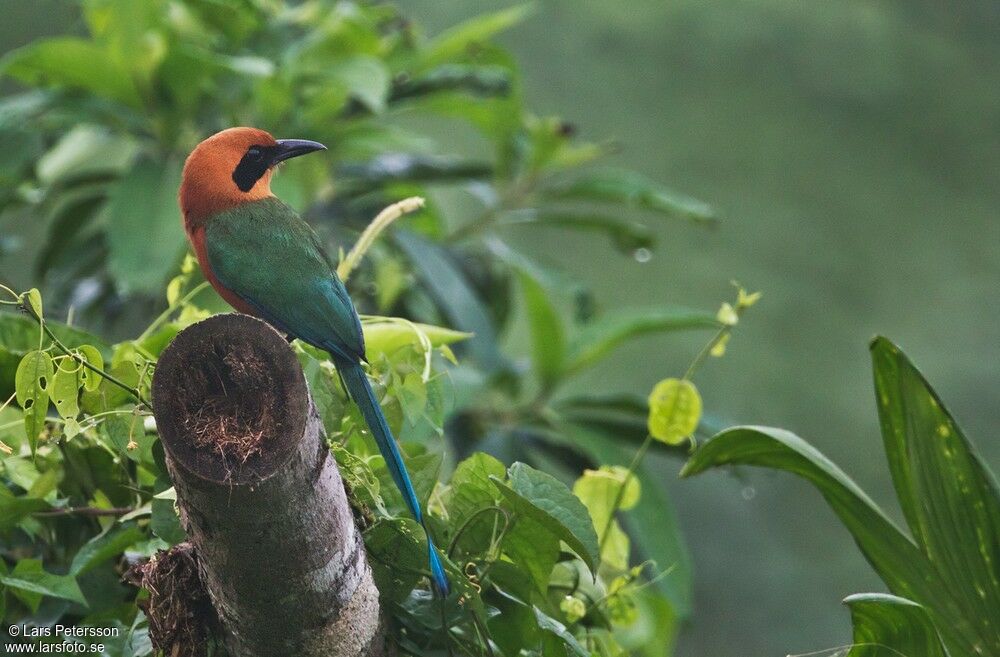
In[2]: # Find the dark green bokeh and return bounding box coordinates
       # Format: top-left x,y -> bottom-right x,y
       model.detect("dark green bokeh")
400,2 -> 1000,656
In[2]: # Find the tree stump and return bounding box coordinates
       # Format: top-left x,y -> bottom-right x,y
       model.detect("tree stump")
151,314 -> 385,657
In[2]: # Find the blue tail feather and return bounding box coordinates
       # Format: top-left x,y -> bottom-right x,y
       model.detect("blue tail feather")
335,357 -> 451,596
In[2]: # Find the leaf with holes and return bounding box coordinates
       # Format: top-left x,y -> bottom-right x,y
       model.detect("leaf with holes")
15,350 -> 53,453
50,359 -> 81,419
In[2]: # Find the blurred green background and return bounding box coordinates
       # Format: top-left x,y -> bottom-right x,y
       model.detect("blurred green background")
3,1 -> 998,655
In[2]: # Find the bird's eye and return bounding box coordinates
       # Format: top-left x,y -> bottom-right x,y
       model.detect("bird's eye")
247,147 -> 263,160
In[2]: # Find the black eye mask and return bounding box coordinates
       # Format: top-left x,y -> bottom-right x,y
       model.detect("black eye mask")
232,144 -> 278,192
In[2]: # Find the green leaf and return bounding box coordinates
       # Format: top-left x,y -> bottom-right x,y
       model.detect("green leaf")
447,452 -> 505,525
542,169 -> 717,225
23,288 -> 43,319
70,523 -> 144,576
331,56 -> 390,113
364,518 -> 426,602
105,157 -> 186,293
0,313 -> 110,401
502,514 -> 560,594
567,308 -> 719,374
151,476 -> 185,545
844,593 -> 947,657
526,213 -> 654,253
0,37 -> 142,107
373,451 -> 442,514
573,466 -> 640,570
15,350 -> 53,453
647,378 -> 701,445
78,345 -> 104,391
870,337 -> 1000,654
361,320 -> 471,360
518,270 -> 565,386
35,125 -> 138,185
0,485 -> 51,531
1,559 -> 87,607
489,587 -> 542,656
569,423 -> 692,616
533,606 -> 589,657
681,426 -> 977,656
418,4 -> 535,70
493,462 -> 600,575
51,359 -> 81,419
0,126 -> 43,188
395,231 -> 503,369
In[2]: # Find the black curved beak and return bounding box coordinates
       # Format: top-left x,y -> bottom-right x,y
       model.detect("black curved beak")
271,139 -> 327,165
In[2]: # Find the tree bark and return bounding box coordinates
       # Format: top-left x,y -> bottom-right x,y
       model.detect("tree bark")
151,313 -> 385,657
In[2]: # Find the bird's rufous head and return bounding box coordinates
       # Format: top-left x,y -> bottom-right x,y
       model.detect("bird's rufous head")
179,127 -> 326,230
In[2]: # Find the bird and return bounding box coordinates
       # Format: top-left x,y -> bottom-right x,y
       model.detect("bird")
178,126 -> 450,596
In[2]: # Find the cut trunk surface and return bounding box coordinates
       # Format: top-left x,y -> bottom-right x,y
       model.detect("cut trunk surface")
151,313 -> 385,657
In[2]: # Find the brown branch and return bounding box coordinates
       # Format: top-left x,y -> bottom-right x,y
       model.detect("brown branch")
150,314 -> 386,657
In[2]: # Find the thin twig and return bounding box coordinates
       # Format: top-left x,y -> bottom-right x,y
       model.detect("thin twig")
20,300 -> 148,406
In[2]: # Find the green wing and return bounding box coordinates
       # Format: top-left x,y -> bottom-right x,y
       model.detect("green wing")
204,197 -> 365,361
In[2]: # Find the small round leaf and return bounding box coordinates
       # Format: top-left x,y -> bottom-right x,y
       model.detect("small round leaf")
647,377 -> 701,445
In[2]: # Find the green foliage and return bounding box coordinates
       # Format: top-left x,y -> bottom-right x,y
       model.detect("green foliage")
683,338 -> 1000,657
0,1 -> 750,655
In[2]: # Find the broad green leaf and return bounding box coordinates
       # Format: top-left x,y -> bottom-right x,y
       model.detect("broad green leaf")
647,378 -> 701,445
70,523 -> 144,576
542,169 -> 716,225
493,462 -> 599,574
51,359 -> 81,419
395,231 -> 503,369
361,320 -> 471,360
418,4 -> 534,70
331,56 -> 390,113
502,514 -> 560,594
871,337 -> 1000,654
364,518 -> 427,602
567,308 -> 719,374
518,270 -> 565,386
0,485 -> 50,531
0,37 -> 142,107
844,593 -> 947,657
533,606 -> 589,657
447,452 -> 505,525
489,587 -> 542,656
681,426 -> 977,656
82,0 -> 166,77
2,456 -> 41,491
105,157 -> 186,293
15,350 -> 53,452
1,559 -> 87,607
35,125 -> 138,184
